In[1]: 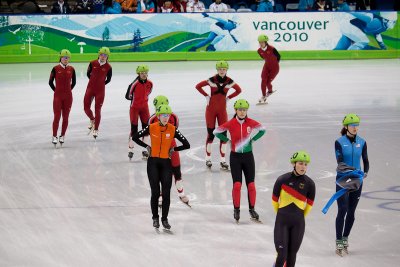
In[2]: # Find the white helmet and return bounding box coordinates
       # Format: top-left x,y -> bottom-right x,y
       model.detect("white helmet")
380,12 -> 397,22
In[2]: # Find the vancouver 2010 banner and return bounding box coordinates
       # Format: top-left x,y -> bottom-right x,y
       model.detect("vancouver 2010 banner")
0,11 -> 398,56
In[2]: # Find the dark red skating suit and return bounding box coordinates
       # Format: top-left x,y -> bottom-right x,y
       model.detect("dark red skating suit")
195,74 -> 241,159
49,63 -> 76,137
83,59 -> 112,131
257,45 -> 280,96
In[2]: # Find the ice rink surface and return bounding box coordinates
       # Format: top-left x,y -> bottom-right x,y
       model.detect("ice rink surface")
0,59 -> 399,267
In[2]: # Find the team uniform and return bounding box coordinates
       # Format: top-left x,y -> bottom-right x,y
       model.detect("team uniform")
132,122 -> 190,229
257,44 -> 280,98
214,116 -> 265,220
272,172 -> 315,267
48,63 -> 76,140
195,74 -> 241,166
334,134 -> 369,253
83,59 -> 112,132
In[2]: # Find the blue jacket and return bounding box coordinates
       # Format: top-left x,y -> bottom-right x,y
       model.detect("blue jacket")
257,0 -> 273,12
103,2 -> 122,14
335,135 -> 366,171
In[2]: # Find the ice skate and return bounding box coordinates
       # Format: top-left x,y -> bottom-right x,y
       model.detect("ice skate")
87,120 -> 95,135
179,195 -> 191,208
152,218 -> 160,229
342,237 -> 349,254
266,90 -> 276,97
52,136 -> 58,147
206,160 -> 212,168
142,150 -> 149,161
161,219 -> 171,230
249,209 -> 262,223
234,209 -> 240,224
220,161 -> 230,171
257,95 -> 267,104
336,239 -> 344,257
128,150 -> 134,160
59,136 -> 64,146
92,130 -> 98,139
128,137 -> 134,160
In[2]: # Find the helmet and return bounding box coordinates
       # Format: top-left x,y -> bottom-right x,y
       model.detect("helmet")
98,47 -> 110,56
290,151 -> 311,164
156,105 -> 172,115
234,99 -> 250,109
153,95 -> 169,108
380,12 -> 397,22
136,64 -> 149,74
342,113 -> 360,126
216,60 -> 229,70
59,49 -> 71,58
258,34 -> 269,42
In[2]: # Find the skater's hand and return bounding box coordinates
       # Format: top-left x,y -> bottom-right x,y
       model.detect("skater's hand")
202,12 -> 209,18
205,95 -> 210,105
168,147 -> 175,158
146,146 -> 151,155
363,172 -> 368,179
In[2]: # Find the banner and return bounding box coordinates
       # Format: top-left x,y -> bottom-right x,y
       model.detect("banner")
0,11 -> 398,56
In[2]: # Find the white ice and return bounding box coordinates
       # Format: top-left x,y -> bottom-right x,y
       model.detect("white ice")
0,59 -> 400,267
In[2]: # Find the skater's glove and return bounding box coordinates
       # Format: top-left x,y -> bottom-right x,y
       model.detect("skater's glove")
146,146 -> 151,155
168,147 -> 175,158
378,42 -> 387,50
205,95 -> 210,105
363,172 -> 368,179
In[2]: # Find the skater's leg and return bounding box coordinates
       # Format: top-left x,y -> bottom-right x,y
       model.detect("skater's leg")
160,159 -> 173,221
217,110 -> 228,161
61,95 -> 73,136
205,108 -> 217,159
336,184 -> 349,240
286,218 -> 305,267
242,153 -> 256,209
83,90 -> 95,121
343,185 -> 363,238
147,158 -> 161,219
52,96 -> 62,137
261,64 -> 268,97
230,152 -> 243,209
94,92 -> 105,130
267,65 -> 280,94
274,214 -> 289,267
206,127 -> 215,158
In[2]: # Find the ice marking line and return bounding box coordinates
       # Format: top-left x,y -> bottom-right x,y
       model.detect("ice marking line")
316,170 -> 335,180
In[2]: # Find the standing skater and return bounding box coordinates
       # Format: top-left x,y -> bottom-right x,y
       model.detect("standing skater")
148,95 -> 190,206
132,105 -> 190,230
214,99 -> 266,223
83,46 -> 112,139
195,60 -> 242,170
48,49 -> 76,147
126,64 -> 153,160
334,113 -> 369,256
257,34 -> 280,104
272,151 -> 315,267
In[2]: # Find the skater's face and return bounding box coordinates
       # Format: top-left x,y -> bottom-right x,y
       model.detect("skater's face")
236,108 -> 247,119
217,68 -> 227,77
293,162 -> 308,175
139,72 -> 148,80
259,41 -> 267,48
159,114 -> 170,125
99,54 -> 108,63
60,56 -> 69,65
346,124 -> 359,136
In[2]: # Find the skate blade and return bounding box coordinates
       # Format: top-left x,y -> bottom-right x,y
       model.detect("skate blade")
250,218 -> 263,224
162,228 -> 173,234
256,102 -> 268,105
336,250 -> 344,257
182,202 -> 192,208
220,167 -> 230,172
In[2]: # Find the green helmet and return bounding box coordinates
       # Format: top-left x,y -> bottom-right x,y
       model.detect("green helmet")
258,34 -> 269,42
153,95 -> 169,108
234,99 -> 250,109
216,60 -> 229,70
342,113 -> 360,126
156,105 -> 172,115
59,49 -> 71,58
290,151 -> 311,164
98,47 -> 110,56
136,64 -> 149,74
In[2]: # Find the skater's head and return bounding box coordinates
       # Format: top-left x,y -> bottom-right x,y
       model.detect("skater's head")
233,99 -> 249,120
258,34 -> 269,48
156,105 -> 172,125
59,49 -> 71,65
136,64 -> 149,81
290,151 -> 310,176
379,12 -> 397,30
98,47 -> 110,63
216,60 -> 229,77
153,95 -> 169,109
341,113 -> 360,137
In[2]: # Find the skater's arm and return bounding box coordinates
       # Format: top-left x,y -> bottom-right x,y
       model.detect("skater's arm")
251,122 -> 266,142
125,83 -> 133,100
132,126 -> 150,148
173,129 -> 190,151
105,68 -> 112,85
49,67 -> 56,91
362,142 -> 369,174
257,48 -> 264,59
227,84 -> 241,99
335,140 -> 344,164
71,68 -> 76,90
214,121 -> 230,142
272,177 -> 282,213
304,179 -> 316,217
195,80 -> 209,96
273,48 -> 281,62
86,63 -> 92,79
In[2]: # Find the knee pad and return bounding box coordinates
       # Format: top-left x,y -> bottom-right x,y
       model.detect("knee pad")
131,124 -> 138,135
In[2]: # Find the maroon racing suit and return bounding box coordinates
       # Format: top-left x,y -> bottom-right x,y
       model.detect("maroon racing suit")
195,74 -> 241,158
125,77 -> 153,136
83,59 -> 112,131
257,44 -> 280,96
49,63 -> 76,137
